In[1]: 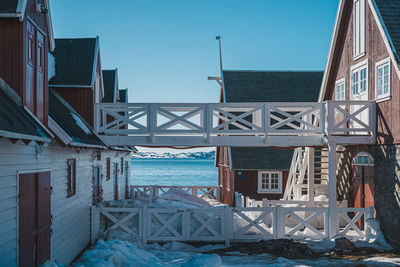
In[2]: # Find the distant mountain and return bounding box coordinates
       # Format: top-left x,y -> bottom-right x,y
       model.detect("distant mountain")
132,151 -> 215,159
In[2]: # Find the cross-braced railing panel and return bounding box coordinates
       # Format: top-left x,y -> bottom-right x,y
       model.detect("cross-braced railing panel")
95,101 -> 375,146
97,207 -> 141,240
268,103 -> 322,135
147,208 -> 185,241
338,207 -> 374,239
231,207 -> 274,240
328,101 -> 375,136
282,207 -> 328,239
189,208 -> 225,241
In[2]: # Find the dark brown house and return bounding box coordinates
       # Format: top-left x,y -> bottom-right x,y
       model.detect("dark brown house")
216,71 -> 323,206
320,0 -> 400,248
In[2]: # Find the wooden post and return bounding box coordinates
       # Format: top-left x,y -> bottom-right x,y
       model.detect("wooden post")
307,147 -> 315,201
216,186 -> 221,202
91,206 -> 100,245
328,143 -> 338,239
225,206 -> 231,246
143,206 -> 148,243
274,205 -> 284,239
94,104 -> 100,133
193,185 -> 198,198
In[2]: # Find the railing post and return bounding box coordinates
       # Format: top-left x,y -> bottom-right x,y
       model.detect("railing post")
216,186 -> 221,202
206,104 -> 212,144
225,206 -> 231,246
328,143 -> 338,239
148,105 -> 156,144
264,104 -> 270,144
274,205 -> 284,239
91,206 -> 100,245
364,206 -> 375,226
307,147 -> 315,201
142,206 -> 148,243
193,185 -> 198,198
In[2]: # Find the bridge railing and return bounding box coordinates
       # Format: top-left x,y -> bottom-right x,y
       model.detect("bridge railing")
94,101 -> 375,145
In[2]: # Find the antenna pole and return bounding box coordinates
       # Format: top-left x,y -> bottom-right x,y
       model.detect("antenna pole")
216,36 -> 223,78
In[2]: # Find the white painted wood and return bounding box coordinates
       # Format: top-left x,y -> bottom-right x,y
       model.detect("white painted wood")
328,143 -> 338,239
0,138 -> 132,265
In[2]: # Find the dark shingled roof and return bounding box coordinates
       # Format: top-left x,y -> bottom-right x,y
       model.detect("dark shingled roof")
102,70 -> 116,103
375,0 -> 400,63
0,78 -> 49,140
230,147 -> 293,170
0,0 -> 18,13
49,90 -> 105,147
223,71 -> 323,170
223,71 -> 323,102
49,38 -> 97,86
118,89 -> 127,103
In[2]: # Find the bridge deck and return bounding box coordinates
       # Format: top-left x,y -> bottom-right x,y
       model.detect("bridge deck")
94,101 -> 376,147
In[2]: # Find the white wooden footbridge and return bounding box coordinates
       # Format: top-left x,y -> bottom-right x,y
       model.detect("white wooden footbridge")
93,100 -> 376,240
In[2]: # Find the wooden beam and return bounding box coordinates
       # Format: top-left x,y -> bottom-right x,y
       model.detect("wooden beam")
328,143 -> 338,239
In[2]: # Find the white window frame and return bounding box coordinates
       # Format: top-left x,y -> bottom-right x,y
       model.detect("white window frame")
375,57 -> 391,102
350,59 -> 369,100
335,78 -> 346,101
257,171 -> 282,194
353,0 -> 366,60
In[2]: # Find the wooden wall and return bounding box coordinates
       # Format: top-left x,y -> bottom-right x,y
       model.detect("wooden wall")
52,87 -> 95,127
0,19 -> 24,96
324,0 -> 400,144
0,139 -> 130,265
235,170 -> 289,201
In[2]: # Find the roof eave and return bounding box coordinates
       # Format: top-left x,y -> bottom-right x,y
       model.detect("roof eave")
0,129 -> 51,143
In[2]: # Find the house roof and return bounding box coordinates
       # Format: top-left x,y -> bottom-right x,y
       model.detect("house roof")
223,70 -> 323,170
49,38 -> 98,86
118,89 -> 127,103
374,0 -> 400,62
0,77 -> 51,143
49,89 -> 105,147
223,71 -> 323,103
230,147 -> 293,170
0,0 -> 55,51
0,0 -> 18,13
102,69 -> 117,103
319,0 -> 400,101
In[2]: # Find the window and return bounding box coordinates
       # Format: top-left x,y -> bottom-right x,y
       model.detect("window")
352,152 -> 374,166
67,159 -> 76,197
335,78 -> 345,100
257,171 -> 282,194
351,62 -> 368,97
353,0 -> 365,59
106,157 -> 111,180
375,58 -> 391,101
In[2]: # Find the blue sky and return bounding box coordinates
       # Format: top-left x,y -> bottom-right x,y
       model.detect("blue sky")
50,0 -> 339,152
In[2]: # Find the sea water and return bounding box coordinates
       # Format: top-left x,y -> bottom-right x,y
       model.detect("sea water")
131,159 -> 218,186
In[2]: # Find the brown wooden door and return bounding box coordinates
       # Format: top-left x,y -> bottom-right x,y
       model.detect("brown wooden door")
19,172 -> 51,267
352,165 -> 374,228
93,166 -> 103,204
114,163 -> 119,200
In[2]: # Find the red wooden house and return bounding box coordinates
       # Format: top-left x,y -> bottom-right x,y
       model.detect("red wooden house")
0,1 -> 134,265
320,0 -> 400,247
216,71 -> 323,206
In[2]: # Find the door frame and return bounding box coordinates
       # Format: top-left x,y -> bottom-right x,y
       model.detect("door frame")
17,169 -> 52,266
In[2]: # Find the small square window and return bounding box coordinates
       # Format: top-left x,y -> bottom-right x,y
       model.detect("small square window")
258,171 -> 282,194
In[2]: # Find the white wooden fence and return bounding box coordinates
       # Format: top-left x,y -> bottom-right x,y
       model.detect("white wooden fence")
94,101 -> 376,147
91,205 -> 374,245
130,185 -> 220,202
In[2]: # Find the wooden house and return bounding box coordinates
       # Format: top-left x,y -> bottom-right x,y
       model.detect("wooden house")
216,71 -> 323,206
0,1 -> 134,265
320,0 -> 400,247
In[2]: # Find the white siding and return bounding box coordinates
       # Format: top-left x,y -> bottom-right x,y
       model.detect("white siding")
0,139 -> 132,266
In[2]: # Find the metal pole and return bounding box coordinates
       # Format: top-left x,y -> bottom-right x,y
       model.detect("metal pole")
216,36 -> 223,77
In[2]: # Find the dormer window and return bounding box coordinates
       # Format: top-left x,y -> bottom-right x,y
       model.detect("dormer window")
353,0 -> 366,59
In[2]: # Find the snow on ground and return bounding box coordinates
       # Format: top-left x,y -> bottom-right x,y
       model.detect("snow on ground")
42,189 -> 399,267
42,239 -> 400,267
